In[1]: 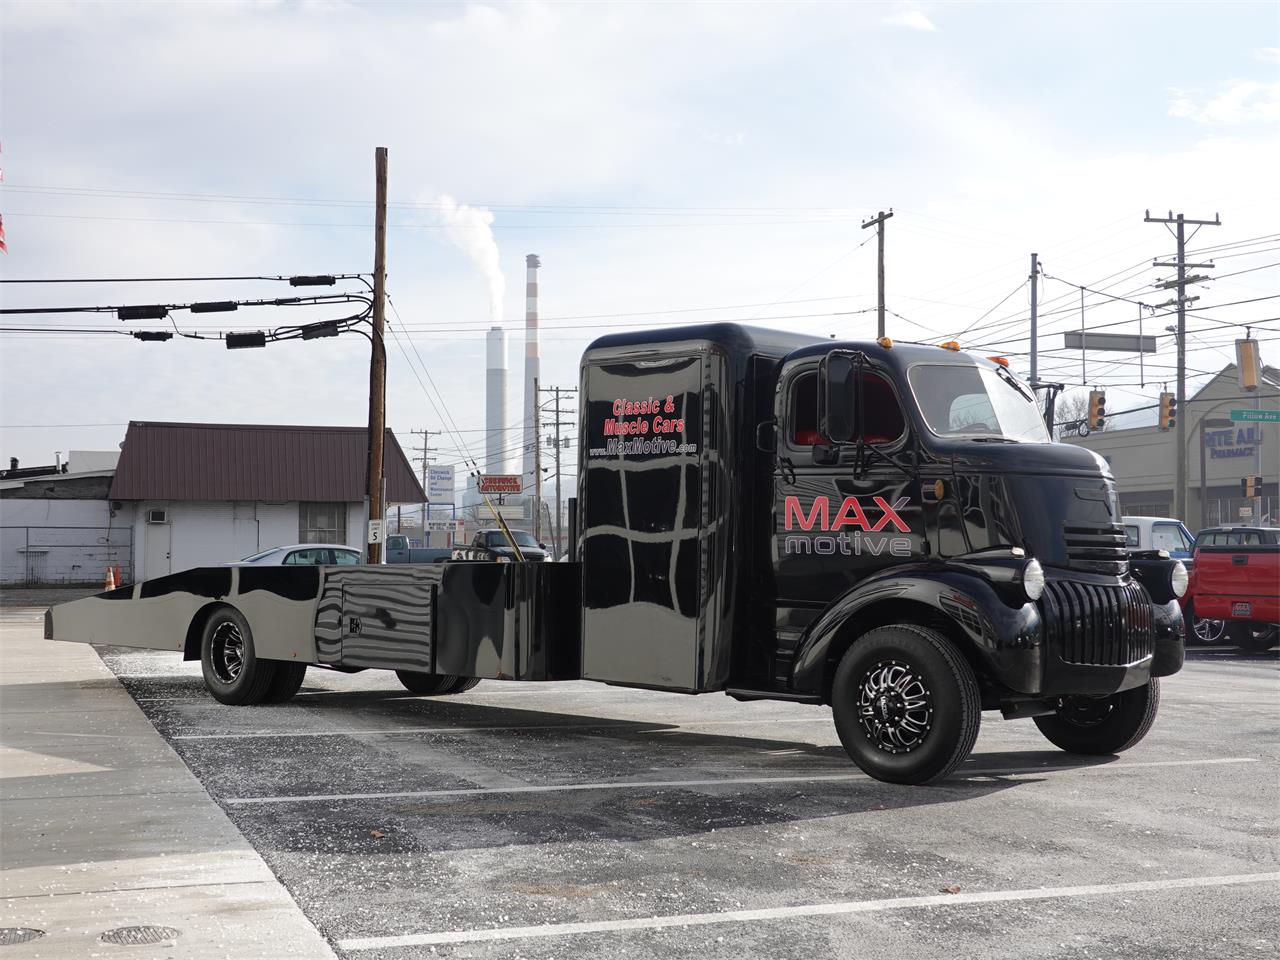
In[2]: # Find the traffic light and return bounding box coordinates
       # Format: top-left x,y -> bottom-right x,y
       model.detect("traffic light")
1158,392 -> 1177,431
1087,390 -> 1106,430
1242,475 -> 1260,498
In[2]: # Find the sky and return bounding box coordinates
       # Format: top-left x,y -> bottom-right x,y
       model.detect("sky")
1,0 -> 1277,498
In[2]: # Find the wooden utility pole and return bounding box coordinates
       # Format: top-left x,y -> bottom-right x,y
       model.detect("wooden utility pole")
365,146 -> 389,563
410,429 -> 437,541
533,376 -> 542,541
861,209 -> 893,338
539,384 -> 577,556
1146,209 -> 1219,522
1029,253 -> 1040,383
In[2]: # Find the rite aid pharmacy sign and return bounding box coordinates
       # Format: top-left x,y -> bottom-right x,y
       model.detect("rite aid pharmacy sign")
1205,423 -> 1267,460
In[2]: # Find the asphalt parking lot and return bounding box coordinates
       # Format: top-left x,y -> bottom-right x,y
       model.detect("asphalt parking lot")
13,596 -> 1280,960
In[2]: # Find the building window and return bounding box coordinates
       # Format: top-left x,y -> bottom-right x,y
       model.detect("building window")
299,502 -> 347,544
1124,501 -> 1170,518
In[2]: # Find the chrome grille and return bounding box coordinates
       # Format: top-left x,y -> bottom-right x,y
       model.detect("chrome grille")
1063,523 -> 1129,575
1041,579 -> 1154,666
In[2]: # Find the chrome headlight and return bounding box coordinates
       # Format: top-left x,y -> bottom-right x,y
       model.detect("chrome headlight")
1021,558 -> 1045,602
1170,560 -> 1189,598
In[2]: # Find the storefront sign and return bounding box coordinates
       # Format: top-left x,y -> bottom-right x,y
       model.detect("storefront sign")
1205,425 -> 1266,460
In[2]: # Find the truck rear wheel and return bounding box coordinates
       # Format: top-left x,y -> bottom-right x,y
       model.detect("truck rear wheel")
1229,622 -> 1278,652
395,670 -> 468,696
263,663 -> 308,704
831,624 -> 981,785
1033,679 -> 1159,755
200,607 -> 277,705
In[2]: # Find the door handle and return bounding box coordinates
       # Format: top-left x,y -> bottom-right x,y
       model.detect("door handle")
1232,555 -> 1248,565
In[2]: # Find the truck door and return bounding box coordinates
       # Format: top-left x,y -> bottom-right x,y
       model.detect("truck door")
772,363 -> 922,606
578,350 -> 714,691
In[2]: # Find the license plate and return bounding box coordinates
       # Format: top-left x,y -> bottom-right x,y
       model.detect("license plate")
1232,601 -> 1252,617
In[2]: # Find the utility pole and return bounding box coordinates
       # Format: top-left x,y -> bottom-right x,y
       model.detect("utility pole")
539,384 -> 577,556
532,376 -> 542,541
1029,253 -> 1040,383
365,146 -> 389,563
1146,209 -> 1220,522
861,209 -> 893,338
410,429 -> 437,541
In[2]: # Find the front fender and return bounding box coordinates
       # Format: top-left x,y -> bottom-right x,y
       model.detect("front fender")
789,566 -> 1043,699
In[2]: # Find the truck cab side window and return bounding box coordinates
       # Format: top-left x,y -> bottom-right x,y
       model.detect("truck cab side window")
789,370 -> 905,448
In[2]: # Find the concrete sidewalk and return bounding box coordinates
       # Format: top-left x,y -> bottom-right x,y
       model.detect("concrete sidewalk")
0,608 -> 336,959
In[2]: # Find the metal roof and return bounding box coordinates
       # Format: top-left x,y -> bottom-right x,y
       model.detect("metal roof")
109,421 -> 427,503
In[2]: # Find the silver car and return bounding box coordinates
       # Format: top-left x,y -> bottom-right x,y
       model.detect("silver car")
230,544 -> 363,566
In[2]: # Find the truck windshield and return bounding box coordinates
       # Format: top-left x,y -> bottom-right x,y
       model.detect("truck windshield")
908,363 -> 1049,443
488,531 -> 539,548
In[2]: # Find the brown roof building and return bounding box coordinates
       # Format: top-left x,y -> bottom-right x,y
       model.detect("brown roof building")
109,422 -> 425,503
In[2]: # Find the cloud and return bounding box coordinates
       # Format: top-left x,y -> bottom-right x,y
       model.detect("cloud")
883,9 -> 936,32
1256,47 -> 1280,63
1169,79 -> 1280,124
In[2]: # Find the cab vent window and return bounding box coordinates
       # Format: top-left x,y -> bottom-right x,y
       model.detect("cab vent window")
789,371 -> 905,446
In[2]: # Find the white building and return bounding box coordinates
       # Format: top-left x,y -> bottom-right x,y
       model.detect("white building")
0,422 -> 424,584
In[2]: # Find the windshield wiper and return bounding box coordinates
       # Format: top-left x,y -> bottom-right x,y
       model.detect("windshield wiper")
993,366 -> 1034,402
966,435 -> 1018,443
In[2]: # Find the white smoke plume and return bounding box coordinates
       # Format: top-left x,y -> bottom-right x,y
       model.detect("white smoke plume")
435,195 -> 506,324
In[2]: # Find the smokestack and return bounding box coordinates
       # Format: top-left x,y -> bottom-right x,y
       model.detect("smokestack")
485,326 -> 508,474
521,254 -> 541,494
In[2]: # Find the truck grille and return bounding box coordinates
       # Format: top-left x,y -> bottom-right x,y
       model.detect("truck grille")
1041,580 -> 1154,666
1063,523 -> 1129,575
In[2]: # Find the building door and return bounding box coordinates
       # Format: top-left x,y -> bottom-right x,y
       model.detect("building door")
145,523 -> 171,578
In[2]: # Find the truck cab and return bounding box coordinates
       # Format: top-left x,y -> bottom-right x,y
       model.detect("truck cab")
579,324 -> 1186,782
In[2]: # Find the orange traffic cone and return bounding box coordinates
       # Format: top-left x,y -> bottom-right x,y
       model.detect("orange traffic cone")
104,567 -> 116,591
113,565 -> 123,587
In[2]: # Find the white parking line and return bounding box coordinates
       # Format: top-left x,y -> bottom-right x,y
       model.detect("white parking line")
337,871 -> 1280,950
224,757 -> 1259,805
170,717 -> 829,740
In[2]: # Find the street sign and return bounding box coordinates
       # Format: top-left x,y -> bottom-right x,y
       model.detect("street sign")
1239,506 -> 1254,518
425,519 -> 456,533
1063,332 -> 1157,353
367,519 -> 384,545
1230,409 -> 1280,423
478,474 -> 522,495
426,465 -> 455,502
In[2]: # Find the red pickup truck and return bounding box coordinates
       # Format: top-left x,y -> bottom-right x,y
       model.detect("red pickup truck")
1184,526 -> 1279,652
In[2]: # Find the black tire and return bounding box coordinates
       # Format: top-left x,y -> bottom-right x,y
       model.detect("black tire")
262,663 -> 308,704
395,670 -> 462,695
448,677 -> 481,694
1033,679 -> 1160,755
831,624 -> 982,785
1229,622 -> 1278,653
200,606 -> 278,705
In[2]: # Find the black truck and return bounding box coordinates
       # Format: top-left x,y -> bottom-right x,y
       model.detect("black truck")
47,324 -> 1186,784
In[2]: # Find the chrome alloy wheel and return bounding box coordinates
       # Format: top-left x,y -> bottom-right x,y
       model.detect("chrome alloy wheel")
857,659 -> 933,754
1193,617 -> 1226,644
210,621 -> 245,684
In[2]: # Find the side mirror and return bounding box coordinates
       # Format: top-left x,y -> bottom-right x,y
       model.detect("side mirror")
755,420 -> 777,453
819,351 -> 857,443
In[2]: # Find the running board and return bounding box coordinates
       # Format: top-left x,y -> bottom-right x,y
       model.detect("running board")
725,687 -> 823,704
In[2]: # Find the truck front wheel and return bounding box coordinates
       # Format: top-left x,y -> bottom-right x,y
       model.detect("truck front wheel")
831,625 -> 982,785
1033,679 -> 1159,755
200,607 -> 278,705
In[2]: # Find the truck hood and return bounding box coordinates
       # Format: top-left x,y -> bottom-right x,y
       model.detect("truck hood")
943,439 -> 1111,478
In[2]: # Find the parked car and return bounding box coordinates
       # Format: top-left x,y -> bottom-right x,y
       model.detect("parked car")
229,544 -> 362,566
453,528 -> 549,562
1184,526 -> 1280,651
1121,516 -> 1194,560
384,535 -> 453,564
1120,516 -> 1208,639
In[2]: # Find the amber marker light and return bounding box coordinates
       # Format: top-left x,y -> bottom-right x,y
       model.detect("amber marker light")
940,341 -> 961,351
877,336 -> 894,348
987,356 -> 1010,367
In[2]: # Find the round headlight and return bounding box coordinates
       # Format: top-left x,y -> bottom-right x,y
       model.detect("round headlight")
1170,560 -> 1188,598
1022,558 -> 1045,602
